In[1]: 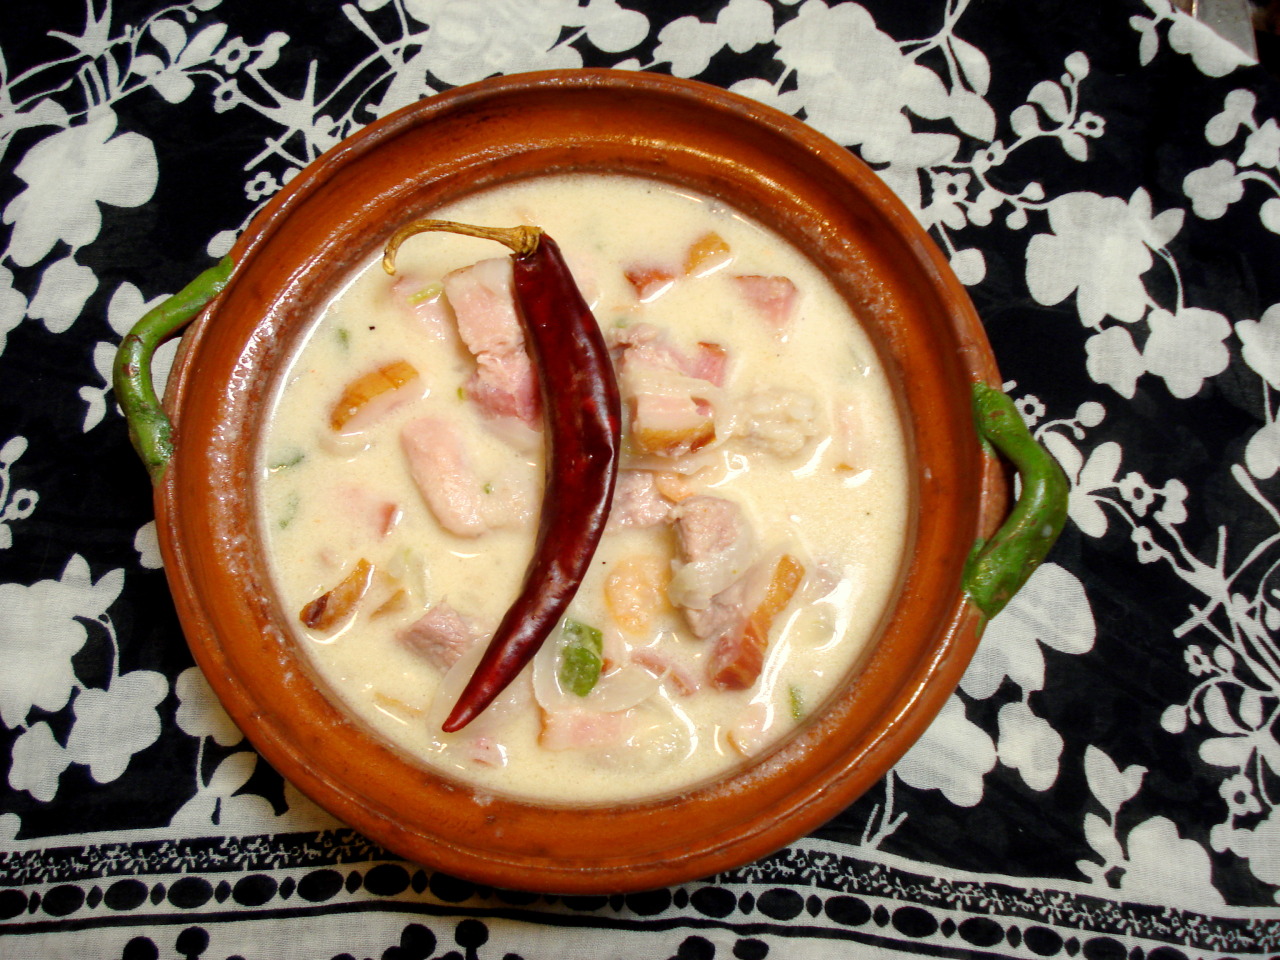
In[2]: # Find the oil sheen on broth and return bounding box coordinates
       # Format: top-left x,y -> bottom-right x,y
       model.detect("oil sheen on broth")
257,174 -> 910,803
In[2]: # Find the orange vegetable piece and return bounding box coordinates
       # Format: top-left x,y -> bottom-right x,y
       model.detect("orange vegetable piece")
710,553 -> 805,690
604,555 -> 672,635
624,266 -> 676,301
300,558 -> 374,631
329,360 -> 420,431
684,232 -> 731,276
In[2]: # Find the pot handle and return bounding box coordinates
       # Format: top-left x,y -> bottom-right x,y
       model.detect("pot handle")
963,382 -> 1069,620
113,256 -> 235,484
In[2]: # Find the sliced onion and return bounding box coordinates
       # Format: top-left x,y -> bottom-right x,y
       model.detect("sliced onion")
585,666 -> 662,713
427,636 -> 526,735
617,691 -> 697,768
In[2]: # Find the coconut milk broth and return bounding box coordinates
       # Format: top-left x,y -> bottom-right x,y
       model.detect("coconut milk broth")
256,174 -> 910,802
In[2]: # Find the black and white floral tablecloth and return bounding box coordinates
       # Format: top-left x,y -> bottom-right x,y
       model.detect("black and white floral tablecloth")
2,1 -> 1279,957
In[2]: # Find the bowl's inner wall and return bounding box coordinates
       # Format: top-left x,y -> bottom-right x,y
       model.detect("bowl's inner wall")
160,72 -> 995,890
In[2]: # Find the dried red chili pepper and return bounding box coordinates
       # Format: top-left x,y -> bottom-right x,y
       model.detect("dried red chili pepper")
383,219 -> 622,732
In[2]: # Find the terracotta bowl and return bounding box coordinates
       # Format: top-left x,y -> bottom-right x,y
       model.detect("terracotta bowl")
144,70 -> 1013,893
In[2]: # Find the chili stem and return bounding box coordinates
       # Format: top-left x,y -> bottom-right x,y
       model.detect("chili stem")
383,219 -> 542,275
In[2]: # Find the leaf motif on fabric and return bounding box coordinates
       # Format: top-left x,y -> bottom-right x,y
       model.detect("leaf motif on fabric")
1084,811 -> 1123,863
894,695 -> 997,807
950,36 -> 990,95
963,563 -> 1095,700
1084,745 -> 1145,814
1028,81 -> 1069,122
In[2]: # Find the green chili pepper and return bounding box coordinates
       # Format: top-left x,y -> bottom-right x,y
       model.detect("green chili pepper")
788,685 -> 805,721
408,282 -> 443,304
113,256 -> 235,483
270,449 -> 306,471
278,491 -> 301,530
963,382 -> 1069,620
558,619 -> 604,697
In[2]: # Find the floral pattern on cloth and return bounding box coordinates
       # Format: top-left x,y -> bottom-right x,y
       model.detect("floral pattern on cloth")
2,0 -> 1279,955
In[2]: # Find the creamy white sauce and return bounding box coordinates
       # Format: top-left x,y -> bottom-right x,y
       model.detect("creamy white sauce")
257,174 -> 910,802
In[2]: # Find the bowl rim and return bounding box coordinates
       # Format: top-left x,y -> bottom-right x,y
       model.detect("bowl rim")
155,68 -> 1007,893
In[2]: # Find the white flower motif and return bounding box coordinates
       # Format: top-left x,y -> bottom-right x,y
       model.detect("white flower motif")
1142,307 -> 1231,398
773,1 -> 960,210
0,555 -> 123,728
924,170 -> 970,231
1132,525 -> 1165,563
1235,304 -> 1280,389
65,670 -> 168,783
1205,88 -> 1256,145
1155,478 -> 1189,525
1211,809 -> 1280,892
0,435 -> 37,551
656,0 -> 771,76
997,700 -> 1063,792
1118,471 -> 1155,515
1240,119 -> 1280,170
1167,11 -> 1252,78
962,562 -> 1096,699
9,722 -> 69,802
26,256 -> 98,335
949,248 -> 985,286
1183,159 -> 1243,219
401,0 -> 583,87
175,666 -> 244,747
1015,394 -> 1046,426
1121,816 -> 1224,906
1221,773 -> 1262,816
134,520 -> 164,570
728,78 -> 803,116
1085,326 -> 1146,398
214,37 -> 253,73
1026,191 -> 1170,328
0,266 -> 26,357
1263,198 -> 1280,235
169,751 -> 268,830
577,0 -> 649,54
2,110 -> 158,267
894,694 -> 996,807
245,170 -> 279,202
1064,440 -> 1121,538
1245,421 -> 1280,480
132,22 -> 229,104
169,751 -> 340,832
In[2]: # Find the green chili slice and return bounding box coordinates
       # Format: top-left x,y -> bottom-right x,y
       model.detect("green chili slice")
558,619 -> 604,697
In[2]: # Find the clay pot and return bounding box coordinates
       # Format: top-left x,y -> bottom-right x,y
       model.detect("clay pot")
145,70 -> 1011,893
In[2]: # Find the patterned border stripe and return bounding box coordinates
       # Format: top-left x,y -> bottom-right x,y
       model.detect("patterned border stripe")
1,834 -> 1276,955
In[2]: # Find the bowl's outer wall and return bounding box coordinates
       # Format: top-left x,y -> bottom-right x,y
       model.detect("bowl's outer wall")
157,70 -> 1007,893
